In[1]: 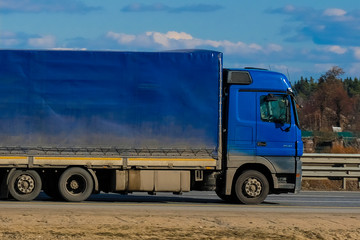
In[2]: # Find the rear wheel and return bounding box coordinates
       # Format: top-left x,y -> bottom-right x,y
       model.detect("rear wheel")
58,167 -> 94,202
234,170 -> 269,205
8,170 -> 42,201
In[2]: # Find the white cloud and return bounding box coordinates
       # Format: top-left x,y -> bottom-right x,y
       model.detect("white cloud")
28,35 -> 56,48
323,8 -> 347,17
151,32 -> 172,48
107,32 -> 136,44
145,31 -> 194,48
164,31 -> 192,40
326,45 -> 348,54
267,44 -> 283,52
105,30 -> 284,57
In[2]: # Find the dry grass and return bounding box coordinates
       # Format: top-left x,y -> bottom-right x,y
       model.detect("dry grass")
330,145 -> 360,153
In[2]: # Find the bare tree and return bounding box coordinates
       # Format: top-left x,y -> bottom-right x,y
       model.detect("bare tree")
299,66 -> 354,131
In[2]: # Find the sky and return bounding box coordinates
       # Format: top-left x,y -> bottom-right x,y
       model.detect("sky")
0,0 -> 360,81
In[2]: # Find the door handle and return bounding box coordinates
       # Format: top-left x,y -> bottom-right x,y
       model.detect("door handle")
257,142 -> 267,147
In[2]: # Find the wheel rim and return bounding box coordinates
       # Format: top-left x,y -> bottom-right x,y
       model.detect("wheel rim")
243,177 -> 262,198
65,175 -> 87,195
15,174 -> 35,194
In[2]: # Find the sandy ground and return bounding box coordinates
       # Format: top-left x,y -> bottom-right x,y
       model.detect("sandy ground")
0,208 -> 359,240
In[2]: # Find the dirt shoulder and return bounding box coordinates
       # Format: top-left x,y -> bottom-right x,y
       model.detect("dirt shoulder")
302,179 -> 360,191
0,207 -> 359,240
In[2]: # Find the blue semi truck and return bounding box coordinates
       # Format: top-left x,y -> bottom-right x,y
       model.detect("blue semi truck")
0,49 -> 302,204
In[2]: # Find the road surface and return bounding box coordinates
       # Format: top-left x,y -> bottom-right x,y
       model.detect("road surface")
0,191 -> 359,239
0,191 -> 359,213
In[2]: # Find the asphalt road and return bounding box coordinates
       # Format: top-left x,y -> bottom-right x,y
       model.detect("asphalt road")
1,191 -> 359,213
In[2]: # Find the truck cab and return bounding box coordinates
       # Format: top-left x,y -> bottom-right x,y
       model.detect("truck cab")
218,68 -> 303,204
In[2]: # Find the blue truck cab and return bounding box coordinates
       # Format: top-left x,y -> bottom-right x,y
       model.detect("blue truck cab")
217,68 -> 303,204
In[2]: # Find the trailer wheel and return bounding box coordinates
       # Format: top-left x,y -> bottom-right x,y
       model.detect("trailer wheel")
58,167 -> 94,202
234,170 -> 269,205
8,170 -> 42,201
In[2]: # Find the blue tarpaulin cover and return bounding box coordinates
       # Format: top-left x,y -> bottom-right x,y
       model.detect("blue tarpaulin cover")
0,49 -> 222,151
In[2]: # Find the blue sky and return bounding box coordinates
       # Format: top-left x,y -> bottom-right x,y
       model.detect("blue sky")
0,0 -> 359,81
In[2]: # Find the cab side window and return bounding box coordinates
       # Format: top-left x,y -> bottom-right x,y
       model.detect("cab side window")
260,94 -> 290,124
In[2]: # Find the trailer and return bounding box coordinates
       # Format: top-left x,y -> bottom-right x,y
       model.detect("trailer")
0,49 -> 302,204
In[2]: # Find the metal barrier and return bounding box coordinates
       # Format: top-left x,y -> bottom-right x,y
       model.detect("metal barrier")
302,153 -> 360,189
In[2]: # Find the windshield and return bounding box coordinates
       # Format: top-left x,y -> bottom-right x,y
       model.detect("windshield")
260,94 -> 290,124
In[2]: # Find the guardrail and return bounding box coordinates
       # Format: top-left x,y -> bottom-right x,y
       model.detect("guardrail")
302,153 -> 360,189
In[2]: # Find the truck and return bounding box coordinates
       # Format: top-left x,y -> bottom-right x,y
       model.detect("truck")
0,49 -> 302,204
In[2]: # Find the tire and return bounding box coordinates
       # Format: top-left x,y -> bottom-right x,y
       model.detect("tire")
234,170 -> 269,205
58,167 -> 94,202
8,170 -> 42,201
215,189 -> 236,203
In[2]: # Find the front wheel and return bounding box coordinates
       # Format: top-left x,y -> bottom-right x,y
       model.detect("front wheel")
8,170 -> 42,201
58,167 -> 94,202
234,170 -> 269,205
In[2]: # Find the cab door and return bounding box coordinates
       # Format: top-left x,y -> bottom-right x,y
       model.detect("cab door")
256,93 -> 296,156
227,87 -> 256,156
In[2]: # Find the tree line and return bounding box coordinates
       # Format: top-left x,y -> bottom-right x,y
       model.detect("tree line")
293,66 -> 360,132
